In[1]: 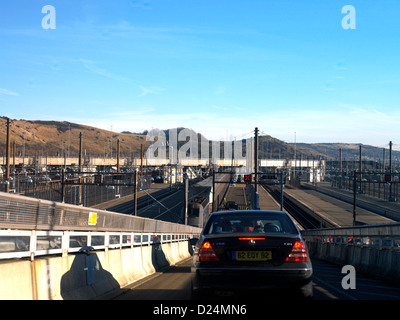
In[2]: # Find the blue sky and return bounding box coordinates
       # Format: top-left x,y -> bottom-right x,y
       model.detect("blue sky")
1,0 -> 400,147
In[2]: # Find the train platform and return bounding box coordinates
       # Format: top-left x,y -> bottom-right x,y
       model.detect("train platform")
305,182 -> 400,222
257,185 -> 281,210
284,185 -> 395,227
224,185 -> 249,209
224,184 -> 282,211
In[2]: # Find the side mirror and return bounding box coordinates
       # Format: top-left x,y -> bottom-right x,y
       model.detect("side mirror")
190,238 -> 199,246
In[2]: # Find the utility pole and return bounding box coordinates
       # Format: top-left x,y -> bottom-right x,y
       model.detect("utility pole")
184,175 -> 189,225
212,170 -> 216,212
294,131 -> 297,186
79,132 -> 83,205
339,148 -> 342,189
79,132 -> 83,170
140,144 -> 144,187
254,127 -> 259,209
389,141 -> 394,201
133,169 -> 138,215
117,139 -> 120,173
117,139 -> 120,195
5,118 -> 10,193
359,145 -> 362,194
353,170 -> 357,226
280,170 -> 284,211
22,125 -> 25,169
169,165 -> 172,189
254,127 -> 259,194
12,141 -> 16,173
359,145 -> 362,178
68,123 -> 70,159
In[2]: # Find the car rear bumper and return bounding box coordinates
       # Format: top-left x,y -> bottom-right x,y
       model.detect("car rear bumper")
191,266 -> 312,291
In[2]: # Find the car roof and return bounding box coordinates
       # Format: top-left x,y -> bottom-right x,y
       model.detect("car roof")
204,210 -> 300,235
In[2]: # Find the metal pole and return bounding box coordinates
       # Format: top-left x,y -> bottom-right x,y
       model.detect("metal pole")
134,170 -> 138,215
140,144 -> 143,184
212,171 -> 216,212
389,141 -> 394,201
280,170 -> 284,211
12,141 -> 15,173
22,125 -> 25,169
254,127 -> 259,194
5,118 -> 10,193
117,139 -> 120,173
79,132 -> 83,205
339,148 -> 342,189
169,165 -> 172,189
359,145 -> 362,193
184,177 -> 189,225
353,171 -> 357,226
294,131 -> 296,186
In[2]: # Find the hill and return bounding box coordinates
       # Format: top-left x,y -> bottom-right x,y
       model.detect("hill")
0,117 -> 151,158
1,117 -> 397,164
294,142 -> 399,163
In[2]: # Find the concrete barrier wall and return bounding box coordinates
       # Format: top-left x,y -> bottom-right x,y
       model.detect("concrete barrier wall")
307,241 -> 400,284
0,240 -> 192,300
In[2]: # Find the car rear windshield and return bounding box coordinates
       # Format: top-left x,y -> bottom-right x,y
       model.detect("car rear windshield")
204,212 -> 298,235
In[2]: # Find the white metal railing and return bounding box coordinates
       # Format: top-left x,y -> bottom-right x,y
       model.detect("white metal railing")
0,191 -> 202,233
0,229 -> 193,260
0,191 -> 201,260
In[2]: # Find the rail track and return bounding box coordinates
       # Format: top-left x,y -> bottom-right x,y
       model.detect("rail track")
262,184 -> 321,229
106,187 -> 182,215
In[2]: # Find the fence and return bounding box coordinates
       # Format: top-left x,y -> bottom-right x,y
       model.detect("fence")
0,191 -> 201,260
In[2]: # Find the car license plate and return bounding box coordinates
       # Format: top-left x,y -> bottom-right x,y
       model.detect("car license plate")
234,251 -> 272,261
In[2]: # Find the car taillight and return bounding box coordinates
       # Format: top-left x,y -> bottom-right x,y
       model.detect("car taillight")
285,241 -> 308,262
198,241 -> 219,262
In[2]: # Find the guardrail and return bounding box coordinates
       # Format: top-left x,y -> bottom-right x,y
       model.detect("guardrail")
301,222 -> 400,250
0,191 -> 201,260
301,223 -> 400,283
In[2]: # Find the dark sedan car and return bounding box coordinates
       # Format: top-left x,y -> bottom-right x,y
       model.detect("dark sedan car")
190,210 -> 313,299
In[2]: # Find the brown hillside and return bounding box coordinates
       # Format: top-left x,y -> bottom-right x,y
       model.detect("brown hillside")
0,117 -> 151,157
2,117 -> 394,163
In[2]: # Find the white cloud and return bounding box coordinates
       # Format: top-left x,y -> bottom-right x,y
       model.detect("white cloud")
56,102 -> 400,148
0,88 -> 19,96
138,86 -> 166,97
79,59 -> 129,82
